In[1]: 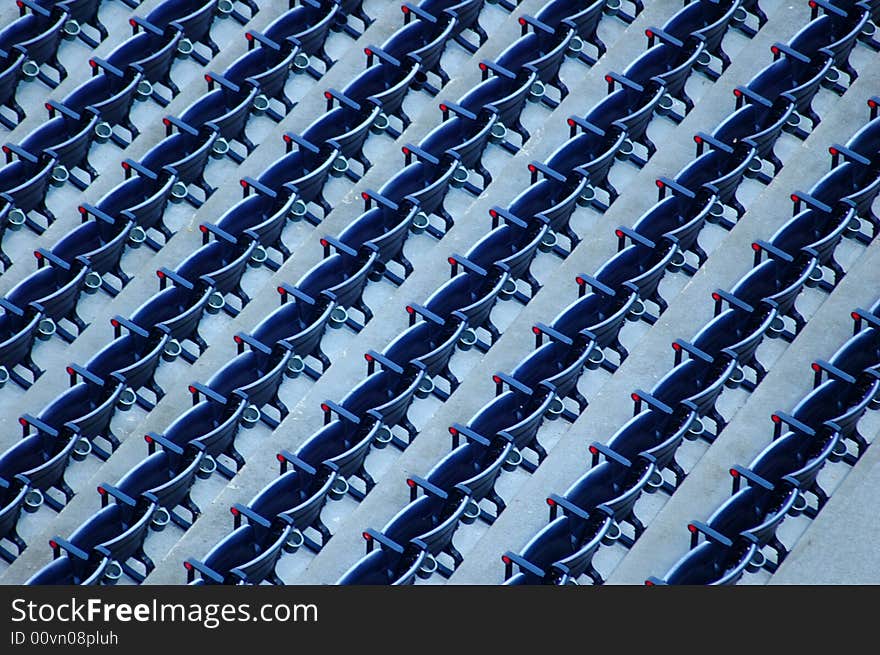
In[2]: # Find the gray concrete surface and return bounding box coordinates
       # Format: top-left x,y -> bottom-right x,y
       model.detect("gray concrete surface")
0,0 -> 878,586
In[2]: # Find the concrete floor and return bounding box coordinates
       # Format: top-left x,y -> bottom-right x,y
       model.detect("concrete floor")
0,0 -> 878,585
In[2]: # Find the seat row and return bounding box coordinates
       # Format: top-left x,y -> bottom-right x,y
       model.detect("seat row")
180,0 -> 788,585
497,102 -> 880,585
647,296 -> 880,585
8,0 -> 564,588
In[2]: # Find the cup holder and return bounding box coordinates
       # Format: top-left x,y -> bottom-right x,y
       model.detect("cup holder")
417,554 -> 438,579
805,267 -> 824,288
197,456 -> 217,480
253,94 -> 270,114
22,60 -> 40,80
527,81 -> 546,102
286,355 -> 305,379
206,292 -> 226,314
545,397 -> 565,420
846,216 -> 864,234
746,549 -> 766,573
685,417 -> 704,440
458,328 -> 477,351
415,376 -> 435,399
601,521 -> 621,545
248,245 -> 268,268
617,139 -> 635,158
767,317 -> 786,338
499,278 -> 518,300
577,185 -> 596,207
747,158 -> 764,174
151,507 -> 171,532
283,529 -> 305,553
37,318 -> 56,341
51,165 -> 69,187
371,112 -> 390,134
293,52 -> 311,73
461,500 -> 481,525
177,38 -> 195,58
789,492 -> 809,517
103,561 -> 123,585
63,19 -> 81,39
162,338 -> 183,362
211,138 -> 230,159
331,156 -> 349,178
329,306 -> 348,329
489,122 -> 507,143
23,488 -> 43,513
646,470 -> 665,493
241,405 -> 261,429
626,300 -> 645,321
128,226 -> 147,248
84,271 -> 103,294
329,477 -> 349,501
410,211 -> 430,234
72,437 -> 93,462
373,425 -> 394,449
0,366 -> 8,389
170,181 -> 189,203
117,388 -> 137,411
830,440 -> 849,462
7,208 -> 26,231
94,121 -> 113,143
451,165 -> 469,188
289,199 -> 308,221
538,231 -> 558,253
725,367 -> 745,389
136,79 -> 153,100
502,449 -> 523,472
586,348 -> 605,370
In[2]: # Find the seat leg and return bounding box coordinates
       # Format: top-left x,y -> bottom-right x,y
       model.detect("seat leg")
354,298 -> 373,323
669,459 -> 687,487
58,478 -> 76,503
442,364 -> 459,392
612,336 -> 628,362
586,563 -> 604,585
182,493 -> 201,522
357,465 -> 375,492
401,417 -> 419,440
708,406 -> 727,434
571,389 -> 588,413
444,541 -> 464,569
530,439 -> 547,463
136,546 -> 155,575
315,518 -> 333,546
485,318 -> 502,344
192,331 -> 209,354
487,489 -> 506,515
525,270 -> 542,296
315,347 -> 332,372
147,379 -> 165,401
273,395 -> 289,422
24,354 -> 44,382
9,528 -> 26,554
227,446 -> 246,471
475,161 -> 492,188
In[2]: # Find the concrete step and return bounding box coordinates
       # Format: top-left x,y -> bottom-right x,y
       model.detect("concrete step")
0,0 -> 558,583
447,42 -> 880,584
